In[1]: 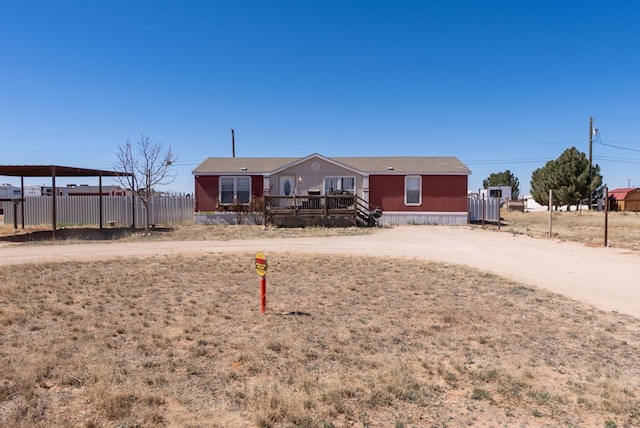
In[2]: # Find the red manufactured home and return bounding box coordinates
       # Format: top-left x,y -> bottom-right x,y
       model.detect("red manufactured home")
192,153 -> 471,225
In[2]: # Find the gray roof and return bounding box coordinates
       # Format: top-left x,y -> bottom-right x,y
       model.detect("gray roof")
332,157 -> 470,174
193,154 -> 470,175
193,157 -> 299,174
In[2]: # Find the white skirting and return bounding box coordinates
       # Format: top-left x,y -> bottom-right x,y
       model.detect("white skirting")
194,212 -> 260,225
379,211 -> 468,225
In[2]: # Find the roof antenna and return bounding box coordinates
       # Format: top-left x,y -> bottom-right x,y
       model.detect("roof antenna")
231,129 -> 236,158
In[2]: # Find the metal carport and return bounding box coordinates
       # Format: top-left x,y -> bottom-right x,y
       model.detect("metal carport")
0,165 -> 131,239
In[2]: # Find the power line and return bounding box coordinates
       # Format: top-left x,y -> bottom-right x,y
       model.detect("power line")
463,158 -> 550,165
596,140 -> 640,153
595,155 -> 640,164
593,125 -> 640,152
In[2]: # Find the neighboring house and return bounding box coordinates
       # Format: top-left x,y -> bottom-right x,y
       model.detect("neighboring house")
609,188 -> 640,212
480,185 -> 512,205
0,183 -> 21,199
192,153 -> 471,225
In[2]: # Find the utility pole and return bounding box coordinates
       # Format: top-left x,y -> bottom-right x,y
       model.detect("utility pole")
231,129 -> 236,158
588,117 -> 593,210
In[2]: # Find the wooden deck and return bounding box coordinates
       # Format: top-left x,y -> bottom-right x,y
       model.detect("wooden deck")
264,195 -> 378,227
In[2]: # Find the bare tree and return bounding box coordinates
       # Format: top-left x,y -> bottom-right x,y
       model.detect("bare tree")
114,134 -> 177,231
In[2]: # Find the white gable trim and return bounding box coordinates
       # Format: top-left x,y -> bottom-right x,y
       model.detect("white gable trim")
269,153 -> 364,175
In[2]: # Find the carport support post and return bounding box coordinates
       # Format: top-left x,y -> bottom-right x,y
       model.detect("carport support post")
52,169 -> 57,240
99,175 -> 104,232
20,176 -> 25,229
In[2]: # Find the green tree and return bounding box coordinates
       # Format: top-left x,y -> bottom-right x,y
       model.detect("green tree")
530,160 -> 556,207
530,147 -> 603,210
482,170 -> 520,199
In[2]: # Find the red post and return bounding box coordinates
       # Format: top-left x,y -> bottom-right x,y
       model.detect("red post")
260,275 -> 267,314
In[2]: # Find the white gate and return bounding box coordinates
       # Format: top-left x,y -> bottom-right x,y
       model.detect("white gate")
468,197 -> 500,222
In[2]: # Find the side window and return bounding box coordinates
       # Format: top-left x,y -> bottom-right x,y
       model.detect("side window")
405,176 -> 421,205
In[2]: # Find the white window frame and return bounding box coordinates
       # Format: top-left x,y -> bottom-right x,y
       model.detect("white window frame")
219,176 -> 251,205
404,175 -> 422,206
324,176 -> 356,194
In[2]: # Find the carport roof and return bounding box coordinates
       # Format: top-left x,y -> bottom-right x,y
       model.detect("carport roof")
0,165 -> 130,177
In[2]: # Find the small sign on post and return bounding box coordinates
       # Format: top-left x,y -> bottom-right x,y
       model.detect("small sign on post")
255,252 -> 268,314
255,252 -> 267,277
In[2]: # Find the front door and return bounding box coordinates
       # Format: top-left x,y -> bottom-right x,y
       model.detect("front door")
279,176 -> 295,196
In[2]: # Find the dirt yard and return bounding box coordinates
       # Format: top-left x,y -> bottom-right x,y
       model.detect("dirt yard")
2,225 -> 640,426
1,225 -> 638,319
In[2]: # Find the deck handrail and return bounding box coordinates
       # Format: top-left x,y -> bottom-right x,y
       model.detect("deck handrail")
263,194 -> 380,226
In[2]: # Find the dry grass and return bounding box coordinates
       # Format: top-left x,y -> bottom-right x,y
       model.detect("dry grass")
497,210 -> 640,251
1,253 -> 639,427
4,208 -> 640,252
0,223 -> 372,244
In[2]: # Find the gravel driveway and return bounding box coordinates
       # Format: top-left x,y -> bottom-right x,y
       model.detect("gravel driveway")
1,226 -> 638,319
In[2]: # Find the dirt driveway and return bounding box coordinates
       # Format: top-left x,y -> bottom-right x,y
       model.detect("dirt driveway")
1,226 -> 638,319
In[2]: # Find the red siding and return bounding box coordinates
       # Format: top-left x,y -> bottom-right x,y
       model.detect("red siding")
369,175 -> 467,212
194,176 -> 219,212
252,177 -> 264,199
194,175 -> 264,212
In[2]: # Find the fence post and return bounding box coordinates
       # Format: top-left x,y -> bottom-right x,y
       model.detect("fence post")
13,199 -> 18,229
604,186 -> 609,247
131,195 -> 136,229
548,189 -> 553,238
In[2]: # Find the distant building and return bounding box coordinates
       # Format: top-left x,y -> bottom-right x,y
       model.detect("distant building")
23,185 -> 43,197
480,186 -> 512,205
0,183 -> 21,199
609,188 -> 640,212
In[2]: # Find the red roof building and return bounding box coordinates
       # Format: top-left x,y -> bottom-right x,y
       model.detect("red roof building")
609,188 -> 640,212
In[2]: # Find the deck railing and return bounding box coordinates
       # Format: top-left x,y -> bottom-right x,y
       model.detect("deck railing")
264,194 -> 357,216
263,194 -> 384,227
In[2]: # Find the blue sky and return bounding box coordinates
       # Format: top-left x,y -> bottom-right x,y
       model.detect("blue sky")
1,0 -> 639,194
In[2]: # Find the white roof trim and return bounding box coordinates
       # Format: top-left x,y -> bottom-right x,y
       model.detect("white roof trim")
269,153 -> 364,175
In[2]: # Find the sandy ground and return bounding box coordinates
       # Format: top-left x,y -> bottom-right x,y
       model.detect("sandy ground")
1,225 -> 638,319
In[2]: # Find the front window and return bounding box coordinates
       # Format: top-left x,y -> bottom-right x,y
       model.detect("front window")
405,176 -> 421,205
220,176 -> 251,204
324,176 -> 356,194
